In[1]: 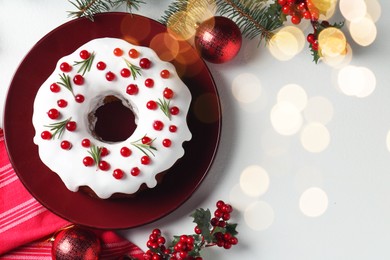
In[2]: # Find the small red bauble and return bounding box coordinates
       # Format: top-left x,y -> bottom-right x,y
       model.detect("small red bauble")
160,69 -> 170,79
120,68 -> 131,78
96,61 -> 106,70
146,101 -> 157,110
47,108 -> 60,119
81,138 -> 91,147
51,226 -> 101,260
113,47 -> 123,56
162,139 -> 172,147
66,121 -> 77,131
73,74 -> 84,85
113,169 -> 124,179
153,120 -> 164,131
142,136 -> 152,144
57,99 -> 68,108
131,167 -> 140,176
50,83 -> 60,92
83,156 -> 94,166
75,94 -> 85,103
194,16 -> 242,64
126,84 -> 139,95
120,147 -> 132,157
128,49 -> 139,58
61,140 -> 72,150
141,156 -> 151,165
41,131 -> 52,140
170,106 -> 179,115
106,71 -> 116,81
139,58 -> 151,69
100,147 -> 109,156
80,50 -> 90,59
163,88 -> 174,99
169,125 -> 177,133
60,62 -> 72,72
145,78 -> 154,88
99,160 -> 110,171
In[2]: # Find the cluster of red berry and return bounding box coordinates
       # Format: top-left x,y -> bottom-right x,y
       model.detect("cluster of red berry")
276,0 -> 344,63
143,230 -> 201,260
278,0 -> 316,25
202,200 -> 237,249
143,200 -> 238,260
306,20 -> 332,51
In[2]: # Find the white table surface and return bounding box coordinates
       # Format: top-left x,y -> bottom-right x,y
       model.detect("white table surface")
1,1 -> 390,259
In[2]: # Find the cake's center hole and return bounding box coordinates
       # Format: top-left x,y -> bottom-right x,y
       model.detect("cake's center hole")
94,96 -> 136,142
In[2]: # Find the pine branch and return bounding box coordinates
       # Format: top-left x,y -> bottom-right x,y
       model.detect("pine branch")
159,0 -> 210,39
111,0 -> 145,12
68,0 -> 145,21
214,0 -> 283,43
68,0 -> 111,21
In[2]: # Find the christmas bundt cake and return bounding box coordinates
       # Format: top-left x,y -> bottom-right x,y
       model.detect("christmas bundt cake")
32,38 -> 192,199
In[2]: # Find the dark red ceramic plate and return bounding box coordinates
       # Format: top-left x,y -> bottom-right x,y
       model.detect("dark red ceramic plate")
3,13 -> 221,229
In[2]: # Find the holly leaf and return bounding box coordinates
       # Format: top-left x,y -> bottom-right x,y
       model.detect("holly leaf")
171,235 -> 181,246
310,44 -> 321,64
188,235 -> 203,257
225,223 -> 239,237
191,208 -> 213,242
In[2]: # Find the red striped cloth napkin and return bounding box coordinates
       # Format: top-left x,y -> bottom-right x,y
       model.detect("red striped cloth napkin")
0,129 -> 144,259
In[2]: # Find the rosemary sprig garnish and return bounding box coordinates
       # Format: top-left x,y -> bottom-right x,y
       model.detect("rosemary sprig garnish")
44,117 -> 71,139
157,98 -> 171,120
124,58 -> 141,80
88,144 -> 102,164
57,73 -> 74,96
73,52 -> 95,75
131,136 -> 157,157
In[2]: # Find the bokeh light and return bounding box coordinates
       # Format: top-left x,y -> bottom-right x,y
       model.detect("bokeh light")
323,43 -> 352,68
300,123 -> 330,153
121,15 -> 152,44
268,26 -> 305,61
337,65 -> 376,97
318,27 -> 347,58
309,0 -> 338,20
349,16 -> 377,47
244,201 -> 275,231
149,32 -> 180,61
270,101 -> 303,136
299,187 -> 329,217
166,0 -> 215,41
365,0 -> 381,22
232,73 -> 262,104
339,0 -> 367,22
240,165 -> 270,197
277,84 -> 308,111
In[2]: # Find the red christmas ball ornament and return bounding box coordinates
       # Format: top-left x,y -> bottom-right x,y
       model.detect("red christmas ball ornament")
51,226 -> 101,260
194,16 -> 242,64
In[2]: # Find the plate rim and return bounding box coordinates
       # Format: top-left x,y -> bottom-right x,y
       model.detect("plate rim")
3,12 -> 222,229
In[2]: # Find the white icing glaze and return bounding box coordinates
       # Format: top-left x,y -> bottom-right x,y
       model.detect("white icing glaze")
32,38 -> 192,199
